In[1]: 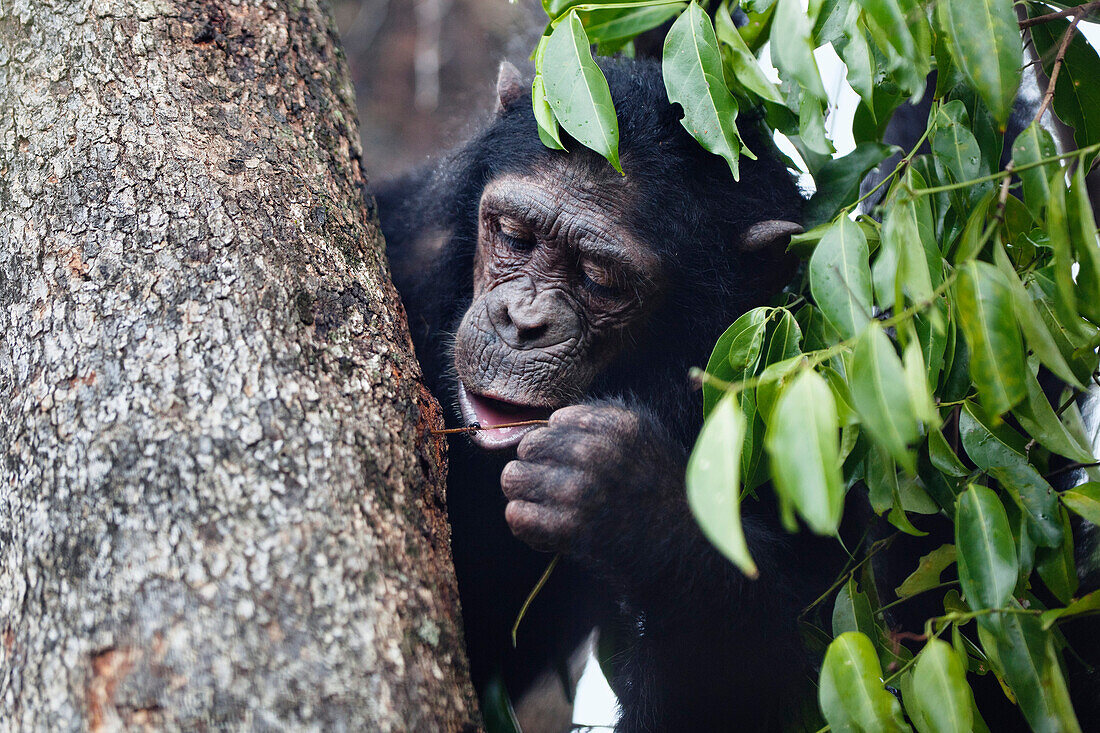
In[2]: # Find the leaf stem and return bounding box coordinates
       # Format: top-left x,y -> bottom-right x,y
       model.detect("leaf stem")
878,580 -> 961,614
696,272 -> 958,396
798,534 -> 899,619
845,119 -> 935,215
913,142 -> 1100,195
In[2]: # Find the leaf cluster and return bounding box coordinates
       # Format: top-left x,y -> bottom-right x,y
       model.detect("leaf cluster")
531,0 -> 1100,729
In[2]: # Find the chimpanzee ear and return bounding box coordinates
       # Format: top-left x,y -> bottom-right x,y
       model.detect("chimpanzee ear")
741,220 -> 803,252
495,61 -> 524,114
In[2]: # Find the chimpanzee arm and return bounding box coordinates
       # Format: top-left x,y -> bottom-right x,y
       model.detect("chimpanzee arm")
501,401 -> 825,731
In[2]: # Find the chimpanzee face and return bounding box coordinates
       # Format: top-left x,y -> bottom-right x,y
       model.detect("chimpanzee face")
453,164 -> 663,449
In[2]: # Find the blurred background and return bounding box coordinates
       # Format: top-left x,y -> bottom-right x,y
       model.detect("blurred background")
334,0 -> 544,182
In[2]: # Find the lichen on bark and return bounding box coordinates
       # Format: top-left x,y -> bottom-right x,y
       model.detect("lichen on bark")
0,1 -> 477,730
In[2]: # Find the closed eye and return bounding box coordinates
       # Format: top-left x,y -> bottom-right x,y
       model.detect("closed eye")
499,229 -> 536,252
581,259 -> 624,299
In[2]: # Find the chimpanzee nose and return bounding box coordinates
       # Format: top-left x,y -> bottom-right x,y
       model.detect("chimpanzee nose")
487,278 -> 577,349
506,302 -> 549,341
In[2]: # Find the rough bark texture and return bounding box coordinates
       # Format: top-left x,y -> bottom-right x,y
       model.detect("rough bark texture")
0,1 -> 478,730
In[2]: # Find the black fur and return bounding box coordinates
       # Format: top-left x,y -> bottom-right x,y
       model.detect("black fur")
377,57 -> 841,731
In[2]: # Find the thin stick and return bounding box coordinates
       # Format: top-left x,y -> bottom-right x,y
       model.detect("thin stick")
431,419 -> 550,436
1019,2 -> 1100,29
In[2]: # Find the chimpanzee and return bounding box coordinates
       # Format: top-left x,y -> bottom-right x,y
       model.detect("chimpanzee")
376,57 -> 846,731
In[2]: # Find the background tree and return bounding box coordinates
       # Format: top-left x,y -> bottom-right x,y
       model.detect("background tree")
0,0 -> 477,729
529,0 -> 1100,730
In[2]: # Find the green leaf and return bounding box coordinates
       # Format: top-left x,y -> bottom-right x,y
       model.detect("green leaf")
959,402 -> 1063,548
1030,18 -> 1100,150
955,261 -> 1027,416
739,1 -> 776,51
765,369 -> 845,536
931,100 -> 984,189
991,239 -> 1085,390
951,188 -> 994,264
1041,589 -> 1100,630
853,0 -> 919,90
578,3 -> 685,45
902,339 -> 940,427
702,307 -> 771,416
532,36 -> 566,150
532,77 -> 566,151
1035,508 -> 1078,605
865,446 -> 929,536
1011,121 -> 1058,219
936,0 -> 1022,125
714,1 -> 783,104
883,182 -> 938,310
755,310 -> 803,421
840,14 -> 875,104
770,0 -> 826,100
1012,362 -> 1095,464
896,544 -> 957,598
1061,481 -> 1100,525
1044,156 -> 1083,333
663,2 -> 746,180
739,387 -> 767,492
809,217 -> 874,340
687,393 -> 758,577
819,632 -> 910,733
798,95 -> 835,158
833,576 -> 878,638
543,11 -> 622,173
742,0 -> 776,12
908,639 -> 973,733
804,143 -> 895,228
928,428 -> 969,479
1069,158 -> 1100,327
1029,271 -> 1098,383
481,675 -> 522,733
932,6 -> 966,98
850,323 -> 921,475
977,611 -> 1082,733
955,484 -> 1018,610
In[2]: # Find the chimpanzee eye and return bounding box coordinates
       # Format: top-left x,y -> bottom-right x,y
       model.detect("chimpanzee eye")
497,222 -> 536,252
581,259 -> 622,299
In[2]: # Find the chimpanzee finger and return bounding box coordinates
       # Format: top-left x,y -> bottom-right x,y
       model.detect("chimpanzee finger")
516,426 -> 619,467
515,424 -> 579,463
549,404 -> 638,434
500,460 -> 539,502
504,500 -> 575,553
501,460 -> 582,505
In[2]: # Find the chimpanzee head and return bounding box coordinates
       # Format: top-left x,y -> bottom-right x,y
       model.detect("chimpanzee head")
414,59 -> 804,450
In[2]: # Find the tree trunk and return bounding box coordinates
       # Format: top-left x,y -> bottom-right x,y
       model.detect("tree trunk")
0,1 -> 477,730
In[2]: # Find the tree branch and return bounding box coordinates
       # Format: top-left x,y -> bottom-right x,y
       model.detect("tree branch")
1020,2 -> 1100,29
1034,13 -> 1085,125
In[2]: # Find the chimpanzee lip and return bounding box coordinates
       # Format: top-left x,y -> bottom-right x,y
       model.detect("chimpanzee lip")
456,383 -> 554,450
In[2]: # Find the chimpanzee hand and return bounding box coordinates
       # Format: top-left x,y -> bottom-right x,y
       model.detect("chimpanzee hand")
499,402 -> 687,567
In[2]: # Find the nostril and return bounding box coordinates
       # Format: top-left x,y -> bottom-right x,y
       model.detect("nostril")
515,321 -> 547,341
509,305 -> 549,341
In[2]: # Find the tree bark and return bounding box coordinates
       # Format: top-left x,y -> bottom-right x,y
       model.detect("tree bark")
0,1 -> 477,730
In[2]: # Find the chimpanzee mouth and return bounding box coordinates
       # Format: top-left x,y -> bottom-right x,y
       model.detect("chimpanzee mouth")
456,383 -> 554,450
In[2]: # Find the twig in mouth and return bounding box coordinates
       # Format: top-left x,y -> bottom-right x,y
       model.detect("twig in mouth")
431,419 -> 550,436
